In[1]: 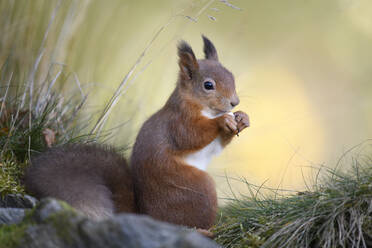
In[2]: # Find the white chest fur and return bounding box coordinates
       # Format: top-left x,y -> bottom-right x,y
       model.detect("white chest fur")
183,109 -> 231,170
184,136 -> 224,171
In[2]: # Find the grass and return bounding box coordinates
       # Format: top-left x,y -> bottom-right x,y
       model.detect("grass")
0,23 -> 94,195
0,0 -> 156,196
0,75 -> 90,196
213,142 -> 372,248
0,1 -> 96,196
0,0 -> 220,197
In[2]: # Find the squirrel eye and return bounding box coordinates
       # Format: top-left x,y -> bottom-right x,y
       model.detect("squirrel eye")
204,81 -> 214,90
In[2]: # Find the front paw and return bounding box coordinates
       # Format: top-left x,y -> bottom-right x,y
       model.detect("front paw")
219,113 -> 238,135
234,111 -> 250,133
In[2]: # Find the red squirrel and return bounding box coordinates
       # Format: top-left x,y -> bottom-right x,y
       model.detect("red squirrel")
131,36 -> 249,230
24,36 -> 249,231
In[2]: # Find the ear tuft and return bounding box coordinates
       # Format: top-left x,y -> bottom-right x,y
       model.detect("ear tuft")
178,40 -> 199,80
178,41 -> 196,59
202,35 -> 218,61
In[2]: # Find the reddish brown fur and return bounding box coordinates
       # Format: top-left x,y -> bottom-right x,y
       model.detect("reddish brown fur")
131,89 -> 234,229
130,36 -> 249,229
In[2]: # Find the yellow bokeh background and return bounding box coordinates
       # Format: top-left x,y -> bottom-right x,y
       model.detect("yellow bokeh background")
1,0 -> 371,202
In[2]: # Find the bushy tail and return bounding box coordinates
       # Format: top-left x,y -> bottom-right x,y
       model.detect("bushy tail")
24,144 -> 135,220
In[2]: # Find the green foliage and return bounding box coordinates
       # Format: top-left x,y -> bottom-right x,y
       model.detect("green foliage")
0,65 -> 90,196
0,160 -> 26,196
0,1 -> 97,196
213,146 -> 372,248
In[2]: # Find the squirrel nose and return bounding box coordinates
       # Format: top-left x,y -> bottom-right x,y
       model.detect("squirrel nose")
230,98 -> 240,107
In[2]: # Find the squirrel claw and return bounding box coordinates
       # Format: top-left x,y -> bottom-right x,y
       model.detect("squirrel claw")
220,113 -> 238,134
234,111 -> 250,134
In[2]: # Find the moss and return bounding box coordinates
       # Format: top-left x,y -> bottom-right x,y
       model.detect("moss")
42,201 -> 80,244
47,213 -> 74,243
21,208 -> 37,223
0,199 -> 83,248
57,201 -> 78,212
0,207 -> 40,248
0,223 -> 28,248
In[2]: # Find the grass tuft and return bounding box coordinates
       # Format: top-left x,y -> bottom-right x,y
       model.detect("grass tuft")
213,142 -> 372,248
0,1 -> 96,196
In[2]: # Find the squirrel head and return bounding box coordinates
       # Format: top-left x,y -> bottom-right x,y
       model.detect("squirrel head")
177,35 -> 239,117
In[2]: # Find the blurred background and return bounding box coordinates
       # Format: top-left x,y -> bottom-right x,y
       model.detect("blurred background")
1,0 -> 371,202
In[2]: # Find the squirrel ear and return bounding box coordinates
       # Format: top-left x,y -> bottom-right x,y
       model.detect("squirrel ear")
178,40 -> 199,80
202,35 -> 219,61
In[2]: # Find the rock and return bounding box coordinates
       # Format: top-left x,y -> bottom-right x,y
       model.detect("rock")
0,198 -> 220,248
31,197 -> 67,222
79,214 -> 218,248
0,208 -> 25,225
0,194 -> 38,208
